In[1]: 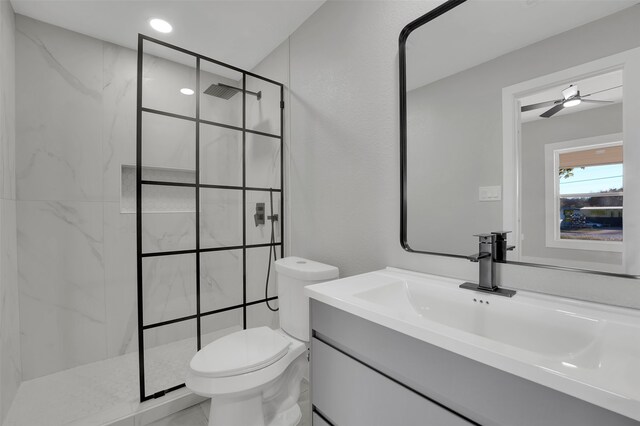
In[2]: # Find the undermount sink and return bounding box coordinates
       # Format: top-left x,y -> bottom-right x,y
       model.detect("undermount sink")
353,279 -> 602,359
305,267 -> 640,421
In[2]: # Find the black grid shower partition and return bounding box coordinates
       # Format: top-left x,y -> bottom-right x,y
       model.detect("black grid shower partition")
136,34 -> 284,402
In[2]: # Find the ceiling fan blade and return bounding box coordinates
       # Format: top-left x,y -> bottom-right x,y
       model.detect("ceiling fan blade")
580,99 -> 613,104
582,85 -> 622,98
521,99 -> 561,112
540,103 -> 565,118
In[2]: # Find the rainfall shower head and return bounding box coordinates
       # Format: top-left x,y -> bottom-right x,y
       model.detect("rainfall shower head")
203,83 -> 262,101
203,83 -> 239,100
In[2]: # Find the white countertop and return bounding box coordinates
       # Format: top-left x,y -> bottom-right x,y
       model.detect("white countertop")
305,267 -> 640,421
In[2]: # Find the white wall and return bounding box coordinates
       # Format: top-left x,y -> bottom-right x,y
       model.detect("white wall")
288,1 -> 441,274
0,0 -> 21,421
285,1 -> 640,309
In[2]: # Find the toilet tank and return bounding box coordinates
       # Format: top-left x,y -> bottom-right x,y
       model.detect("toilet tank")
275,257 -> 339,342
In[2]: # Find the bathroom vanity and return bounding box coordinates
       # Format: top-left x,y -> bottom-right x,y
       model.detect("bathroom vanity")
306,268 -> 640,426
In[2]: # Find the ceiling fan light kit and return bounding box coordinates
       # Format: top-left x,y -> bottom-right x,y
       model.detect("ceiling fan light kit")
563,97 -> 582,107
562,85 -> 578,99
521,83 -> 615,118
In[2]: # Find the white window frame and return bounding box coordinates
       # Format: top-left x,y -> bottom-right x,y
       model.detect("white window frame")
501,46 -> 640,273
544,134 -> 623,252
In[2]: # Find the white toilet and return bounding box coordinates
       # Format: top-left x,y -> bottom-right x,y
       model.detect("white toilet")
186,256 -> 339,426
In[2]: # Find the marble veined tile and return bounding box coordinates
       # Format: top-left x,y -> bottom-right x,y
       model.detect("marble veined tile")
15,16 -> 103,202
200,188 -> 243,249
142,209 -> 197,254
104,202 -> 137,357
0,199 -> 22,420
17,200 -> 107,379
141,112 -> 195,175
200,249 -> 243,313
0,0 -> 16,201
106,202 -> 202,356
105,202 -> 201,357
199,123 -> 242,187
103,43 -> 136,202
247,301 -> 279,330
246,246 -> 278,303
200,310 -> 243,347
246,132 -> 281,190
142,46 -> 196,119
142,253 -> 196,326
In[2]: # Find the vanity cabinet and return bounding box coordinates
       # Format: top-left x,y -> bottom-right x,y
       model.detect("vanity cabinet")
312,337 -> 471,425
310,300 -> 638,426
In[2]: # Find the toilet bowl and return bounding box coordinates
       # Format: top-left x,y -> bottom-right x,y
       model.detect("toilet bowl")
186,257 -> 338,426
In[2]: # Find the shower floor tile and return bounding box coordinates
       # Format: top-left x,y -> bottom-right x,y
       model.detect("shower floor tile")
4,326 -> 240,426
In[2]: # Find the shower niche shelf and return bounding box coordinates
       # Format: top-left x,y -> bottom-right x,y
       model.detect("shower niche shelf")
121,164 -> 196,214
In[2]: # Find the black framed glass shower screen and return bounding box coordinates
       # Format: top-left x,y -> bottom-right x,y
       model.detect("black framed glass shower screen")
136,34 -> 285,402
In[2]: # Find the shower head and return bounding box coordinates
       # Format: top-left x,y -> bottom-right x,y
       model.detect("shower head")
203,83 -> 239,100
203,83 -> 262,101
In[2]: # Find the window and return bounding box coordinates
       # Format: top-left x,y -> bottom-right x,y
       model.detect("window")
545,135 -> 623,252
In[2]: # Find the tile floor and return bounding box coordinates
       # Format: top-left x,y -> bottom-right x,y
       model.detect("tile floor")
148,380 -> 311,426
4,327 -> 238,426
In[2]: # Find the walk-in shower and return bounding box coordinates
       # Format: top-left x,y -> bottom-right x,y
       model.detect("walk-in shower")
136,34 -> 285,402
5,22 -> 285,424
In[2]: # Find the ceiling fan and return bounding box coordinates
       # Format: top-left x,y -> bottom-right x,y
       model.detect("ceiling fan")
520,84 -> 617,118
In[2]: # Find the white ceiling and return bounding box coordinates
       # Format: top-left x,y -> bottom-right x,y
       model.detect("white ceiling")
406,0 -> 639,91
519,70 -> 623,122
10,0 -> 324,73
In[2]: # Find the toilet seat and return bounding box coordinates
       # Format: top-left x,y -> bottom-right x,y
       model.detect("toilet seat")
186,328 -> 307,398
190,327 -> 291,378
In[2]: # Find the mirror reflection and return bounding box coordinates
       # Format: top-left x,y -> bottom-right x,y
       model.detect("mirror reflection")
403,0 -> 640,275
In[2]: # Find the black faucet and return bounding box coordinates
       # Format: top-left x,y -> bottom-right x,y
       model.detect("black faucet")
492,231 -> 516,263
460,233 -> 516,298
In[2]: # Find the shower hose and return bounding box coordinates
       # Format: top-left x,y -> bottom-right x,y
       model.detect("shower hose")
265,189 -> 279,312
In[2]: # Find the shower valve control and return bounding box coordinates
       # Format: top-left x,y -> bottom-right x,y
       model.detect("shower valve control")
254,203 -> 265,227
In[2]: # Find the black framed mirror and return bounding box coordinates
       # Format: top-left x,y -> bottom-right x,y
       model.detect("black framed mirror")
399,0 -> 640,278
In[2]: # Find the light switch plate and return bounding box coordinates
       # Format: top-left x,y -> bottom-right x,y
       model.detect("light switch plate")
479,185 -> 502,201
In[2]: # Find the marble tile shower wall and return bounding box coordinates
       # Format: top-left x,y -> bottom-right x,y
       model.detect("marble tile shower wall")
15,15 -> 281,381
0,0 -> 21,421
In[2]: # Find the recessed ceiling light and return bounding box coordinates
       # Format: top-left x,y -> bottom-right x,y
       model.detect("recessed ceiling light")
180,88 -> 194,96
150,18 -> 172,33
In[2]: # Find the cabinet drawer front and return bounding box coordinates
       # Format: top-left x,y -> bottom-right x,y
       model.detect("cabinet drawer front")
311,338 -> 472,426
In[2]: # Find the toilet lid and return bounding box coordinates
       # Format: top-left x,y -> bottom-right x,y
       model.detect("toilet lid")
190,327 -> 291,378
